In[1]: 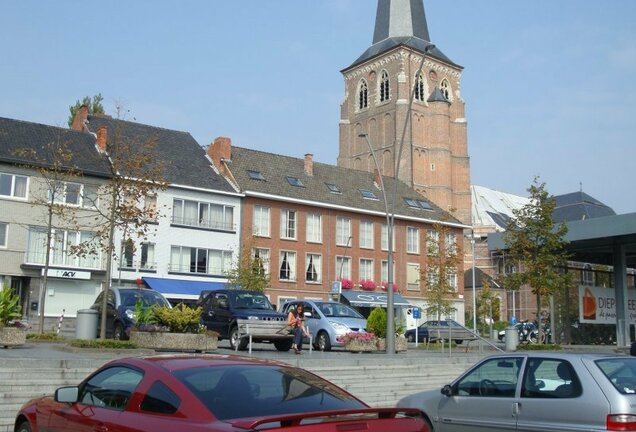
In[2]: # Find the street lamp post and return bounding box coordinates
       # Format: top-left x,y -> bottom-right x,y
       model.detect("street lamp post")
358,133 -> 395,354
470,231 -> 477,333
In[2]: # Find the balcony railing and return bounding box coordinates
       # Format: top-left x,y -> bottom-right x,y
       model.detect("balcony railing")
171,216 -> 235,231
25,251 -> 102,270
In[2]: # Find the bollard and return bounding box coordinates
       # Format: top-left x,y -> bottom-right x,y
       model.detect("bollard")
505,326 -> 519,351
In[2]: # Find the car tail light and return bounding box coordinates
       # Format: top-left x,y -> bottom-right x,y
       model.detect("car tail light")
607,414 -> 636,431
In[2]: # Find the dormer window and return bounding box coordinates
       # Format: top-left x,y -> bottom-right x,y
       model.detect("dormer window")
326,183 -> 342,194
415,73 -> 425,101
247,170 -> 265,181
379,70 -> 390,102
360,189 -> 378,200
287,176 -> 304,187
417,200 -> 433,210
358,79 -> 369,110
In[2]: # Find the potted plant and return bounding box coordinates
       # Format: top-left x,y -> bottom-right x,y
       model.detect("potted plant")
340,278 -> 353,290
129,303 -> 218,352
359,279 -> 376,291
0,285 -> 27,348
381,281 -> 399,292
337,331 -> 377,352
367,307 -> 407,352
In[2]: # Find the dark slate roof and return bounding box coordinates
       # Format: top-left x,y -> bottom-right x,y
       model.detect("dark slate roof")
0,116 -> 111,177
552,191 -> 616,223
463,267 -> 501,289
427,87 -> 450,103
86,115 -> 235,193
228,146 -> 464,226
346,0 -> 459,70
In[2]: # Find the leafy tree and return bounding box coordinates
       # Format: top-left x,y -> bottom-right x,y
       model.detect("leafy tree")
13,135 -> 91,333
423,222 -> 460,321
501,177 -> 572,340
67,94 -> 105,127
72,113 -> 169,339
225,236 -> 270,293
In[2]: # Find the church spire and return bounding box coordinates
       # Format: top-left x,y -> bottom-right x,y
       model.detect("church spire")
373,0 -> 430,44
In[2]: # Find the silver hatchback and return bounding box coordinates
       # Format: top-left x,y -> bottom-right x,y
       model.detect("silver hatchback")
279,300 -> 367,351
398,352 -> 636,432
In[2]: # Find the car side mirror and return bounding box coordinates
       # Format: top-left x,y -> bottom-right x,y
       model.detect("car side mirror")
55,386 -> 79,403
441,384 -> 454,397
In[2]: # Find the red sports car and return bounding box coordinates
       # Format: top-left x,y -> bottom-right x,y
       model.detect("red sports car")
15,355 -> 429,432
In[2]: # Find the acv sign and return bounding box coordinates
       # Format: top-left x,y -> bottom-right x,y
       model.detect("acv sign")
45,269 -> 91,280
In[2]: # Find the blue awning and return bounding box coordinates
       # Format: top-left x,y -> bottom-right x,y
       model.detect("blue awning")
143,277 -> 226,300
340,290 -> 411,307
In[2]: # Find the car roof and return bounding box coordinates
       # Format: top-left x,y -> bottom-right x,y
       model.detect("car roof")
107,355 -> 291,372
483,352 -> 624,361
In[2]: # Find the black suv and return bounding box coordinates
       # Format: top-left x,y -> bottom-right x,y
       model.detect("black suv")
199,290 -> 291,351
90,287 -> 171,340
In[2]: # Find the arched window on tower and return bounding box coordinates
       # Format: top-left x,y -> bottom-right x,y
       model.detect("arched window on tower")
358,79 -> 369,110
440,78 -> 451,101
414,73 -> 425,101
379,70 -> 390,102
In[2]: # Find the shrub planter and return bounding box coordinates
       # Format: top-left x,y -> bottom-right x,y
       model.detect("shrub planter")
0,327 -> 26,348
376,335 -> 408,352
344,339 -> 377,352
130,332 -> 218,353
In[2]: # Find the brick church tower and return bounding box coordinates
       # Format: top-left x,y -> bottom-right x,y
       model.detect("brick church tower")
338,0 -> 471,224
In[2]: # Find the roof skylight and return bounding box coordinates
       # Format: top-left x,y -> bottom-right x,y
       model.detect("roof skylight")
360,189 -> 378,200
287,176 -> 304,187
247,170 -> 265,181
326,183 -> 342,194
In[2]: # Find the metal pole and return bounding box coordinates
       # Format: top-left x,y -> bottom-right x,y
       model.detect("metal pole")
471,230 -> 477,332
359,133 -> 394,353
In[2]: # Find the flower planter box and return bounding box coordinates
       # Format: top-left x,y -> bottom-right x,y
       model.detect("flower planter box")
0,327 -> 26,348
344,339 -> 377,352
376,336 -> 408,352
130,332 -> 218,353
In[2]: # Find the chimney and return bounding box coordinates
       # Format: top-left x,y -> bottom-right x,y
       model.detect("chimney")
373,168 -> 382,188
96,126 -> 108,152
304,153 -> 314,176
208,136 -> 232,175
71,105 -> 89,132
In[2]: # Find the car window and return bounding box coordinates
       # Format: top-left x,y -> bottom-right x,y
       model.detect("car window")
119,290 -> 170,308
174,365 -> 365,420
455,357 -> 522,397
79,366 -> 143,411
140,380 -> 181,414
596,358 -> 636,394
234,292 -> 274,310
213,294 -> 229,309
521,358 -> 582,398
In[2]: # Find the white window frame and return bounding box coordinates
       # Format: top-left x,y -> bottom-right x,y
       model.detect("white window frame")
359,258 -> 374,281
305,253 -> 322,283
26,227 -> 101,269
407,227 -> 419,254
0,172 -> 28,200
172,198 -> 234,231
279,250 -> 297,282
280,209 -> 297,240
253,205 -> 271,237
359,220 -> 374,249
336,216 -> 352,246
381,224 -> 396,252
427,229 -> 439,255
381,260 -> 396,284
407,263 -> 420,291
448,270 -> 458,291
252,248 -> 270,276
306,213 -> 322,243
336,256 -> 351,281
169,245 -> 232,275
445,232 -> 457,256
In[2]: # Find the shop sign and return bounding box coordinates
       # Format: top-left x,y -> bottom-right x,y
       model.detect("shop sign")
45,269 -> 91,280
579,285 -> 636,324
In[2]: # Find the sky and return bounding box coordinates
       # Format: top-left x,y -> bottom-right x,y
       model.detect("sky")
1,1 -> 635,214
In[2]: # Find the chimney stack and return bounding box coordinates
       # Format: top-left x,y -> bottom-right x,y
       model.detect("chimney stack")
71,105 -> 89,132
96,126 -> 108,152
304,153 -> 314,176
373,168 -> 382,188
208,137 -> 232,176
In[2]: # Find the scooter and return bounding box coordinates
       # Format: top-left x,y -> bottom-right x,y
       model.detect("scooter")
518,321 -> 538,344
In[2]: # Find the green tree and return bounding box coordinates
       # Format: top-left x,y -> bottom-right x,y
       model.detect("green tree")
423,222 -> 460,321
501,177 -> 572,340
225,236 -> 270,293
68,94 -> 105,127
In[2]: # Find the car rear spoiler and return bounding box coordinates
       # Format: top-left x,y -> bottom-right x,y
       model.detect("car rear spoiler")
229,407 -> 425,429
